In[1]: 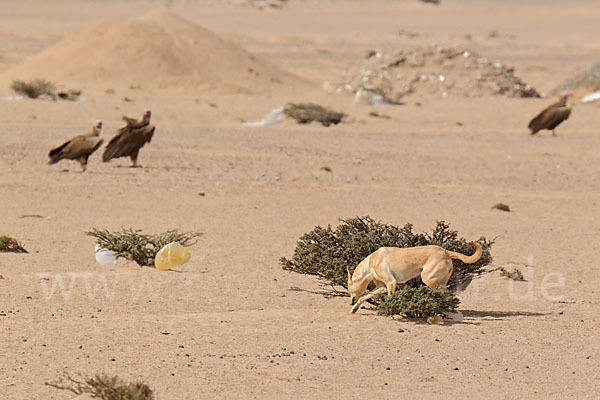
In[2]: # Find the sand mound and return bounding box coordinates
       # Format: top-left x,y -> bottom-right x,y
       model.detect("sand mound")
549,62 -> 600,96
0,11 -> 309,94
335,45 -> 539,103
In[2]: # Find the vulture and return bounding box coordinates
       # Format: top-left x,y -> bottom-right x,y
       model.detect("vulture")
528,93 -> 572,136
48,120 -> 104,172
102,109 -> 155,167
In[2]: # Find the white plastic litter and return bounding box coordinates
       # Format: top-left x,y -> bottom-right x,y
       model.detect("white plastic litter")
94,244 -> 117,270
581,90 -> 600,103
243,106 -> 285,127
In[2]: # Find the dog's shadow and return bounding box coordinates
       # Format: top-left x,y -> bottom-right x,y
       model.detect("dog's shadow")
461,309 -> 547,320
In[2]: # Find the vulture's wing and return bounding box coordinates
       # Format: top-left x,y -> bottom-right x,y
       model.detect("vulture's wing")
103,125 -> 155,162
529,105 -> 571,134
49,135 -> 103,164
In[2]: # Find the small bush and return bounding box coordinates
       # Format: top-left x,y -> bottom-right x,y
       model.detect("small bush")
492,202 -> 510,212
284,103 -> 345,126
375,286 -> 459,318
0,235 -> 27,253
87,228 -> 202,267
46,373 -> 153,400
498,266 -> 524,281
10,79 -> 56,99
368,111 -> 391,119
281,216 -> 493,292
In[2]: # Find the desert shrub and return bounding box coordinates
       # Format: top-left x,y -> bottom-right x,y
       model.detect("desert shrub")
492,202 -> 510,212
281,216 -> 493,292
375,286 -> 459,318
10,79 -> 56,99
87,228 -> 202,267
284,103 -> 345,126
498,266 -> 524,281
0,235 -> 27,253
46,373 -> 153,400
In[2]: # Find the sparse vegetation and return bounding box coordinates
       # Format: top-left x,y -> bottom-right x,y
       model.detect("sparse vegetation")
10,79 -> 56,99
46,373 -> 154,400
57,89 -> 81,101
87,228 -> 202,267
492,202 -> 511,212
0,235 -> 27,253
283,103 -> 345,127
281,217 -> 494,292
375,286 -> 459,318
498,266 -> 525,281
368,111 -> 391,119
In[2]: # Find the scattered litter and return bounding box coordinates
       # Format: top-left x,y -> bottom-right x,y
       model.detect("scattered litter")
18,214 -> 49,219
95,244 -> 117,270
335,45 -> 539,102
154,242 -> 190,271
581,90 -> 600,103
243,106 -> 285,127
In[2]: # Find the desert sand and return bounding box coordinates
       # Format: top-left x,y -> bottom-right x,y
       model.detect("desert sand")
0,0 -> 599,398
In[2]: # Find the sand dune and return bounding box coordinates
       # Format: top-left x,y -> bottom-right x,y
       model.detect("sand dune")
0,11 -> 311,94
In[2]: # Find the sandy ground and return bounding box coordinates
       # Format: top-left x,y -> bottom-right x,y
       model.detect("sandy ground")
1,0 -> 599,398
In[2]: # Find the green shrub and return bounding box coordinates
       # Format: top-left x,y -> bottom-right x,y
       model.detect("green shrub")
10,79 -> 56,99
284,103 -> 345,126
375,286 -> 459,318
0,235 -> 27,253
46,373 -> 153,400
87,228 -> 202,267
281,216 -> 493,291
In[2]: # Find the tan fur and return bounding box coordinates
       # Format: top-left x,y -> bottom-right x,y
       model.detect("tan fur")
347,242 -> 481,313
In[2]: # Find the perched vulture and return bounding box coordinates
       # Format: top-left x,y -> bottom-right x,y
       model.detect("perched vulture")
102,109 -> 155,167
48,120 -> 104,172
528,94 -> 572,136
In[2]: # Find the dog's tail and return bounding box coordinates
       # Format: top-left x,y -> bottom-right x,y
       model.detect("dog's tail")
446,242 -> 482,264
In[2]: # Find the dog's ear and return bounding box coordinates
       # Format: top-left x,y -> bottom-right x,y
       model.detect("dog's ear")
347,266 -> 353,279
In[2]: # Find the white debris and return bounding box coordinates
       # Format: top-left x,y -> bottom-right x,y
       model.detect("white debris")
581,90 -> 600,103
95,244 -> 117,270
243,106 -> 285,127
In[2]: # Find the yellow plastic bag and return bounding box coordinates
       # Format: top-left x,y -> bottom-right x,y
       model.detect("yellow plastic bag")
154,242 -> 190,271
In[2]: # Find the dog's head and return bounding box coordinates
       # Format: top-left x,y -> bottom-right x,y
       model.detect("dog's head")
347,266 -> 364,305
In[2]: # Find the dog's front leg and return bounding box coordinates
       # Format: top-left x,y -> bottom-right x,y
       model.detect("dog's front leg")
351,285 -> 387,313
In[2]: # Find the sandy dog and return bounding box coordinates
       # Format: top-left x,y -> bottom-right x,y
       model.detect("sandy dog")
347,242 -> 482,313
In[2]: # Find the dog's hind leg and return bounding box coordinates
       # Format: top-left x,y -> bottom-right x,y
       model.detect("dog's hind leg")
351,282 -> 387,313
421,258 -> 453,290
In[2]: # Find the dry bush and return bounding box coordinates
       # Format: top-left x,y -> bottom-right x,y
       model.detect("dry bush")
10,79 -> 56,99
281,216 -> 493,292
376,286 -> 459,318
492,202 -> 510,212
284,103 -> 345,126
0,235 -> 27,253
87,228 -> 202,267
46,373 -> 153,400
